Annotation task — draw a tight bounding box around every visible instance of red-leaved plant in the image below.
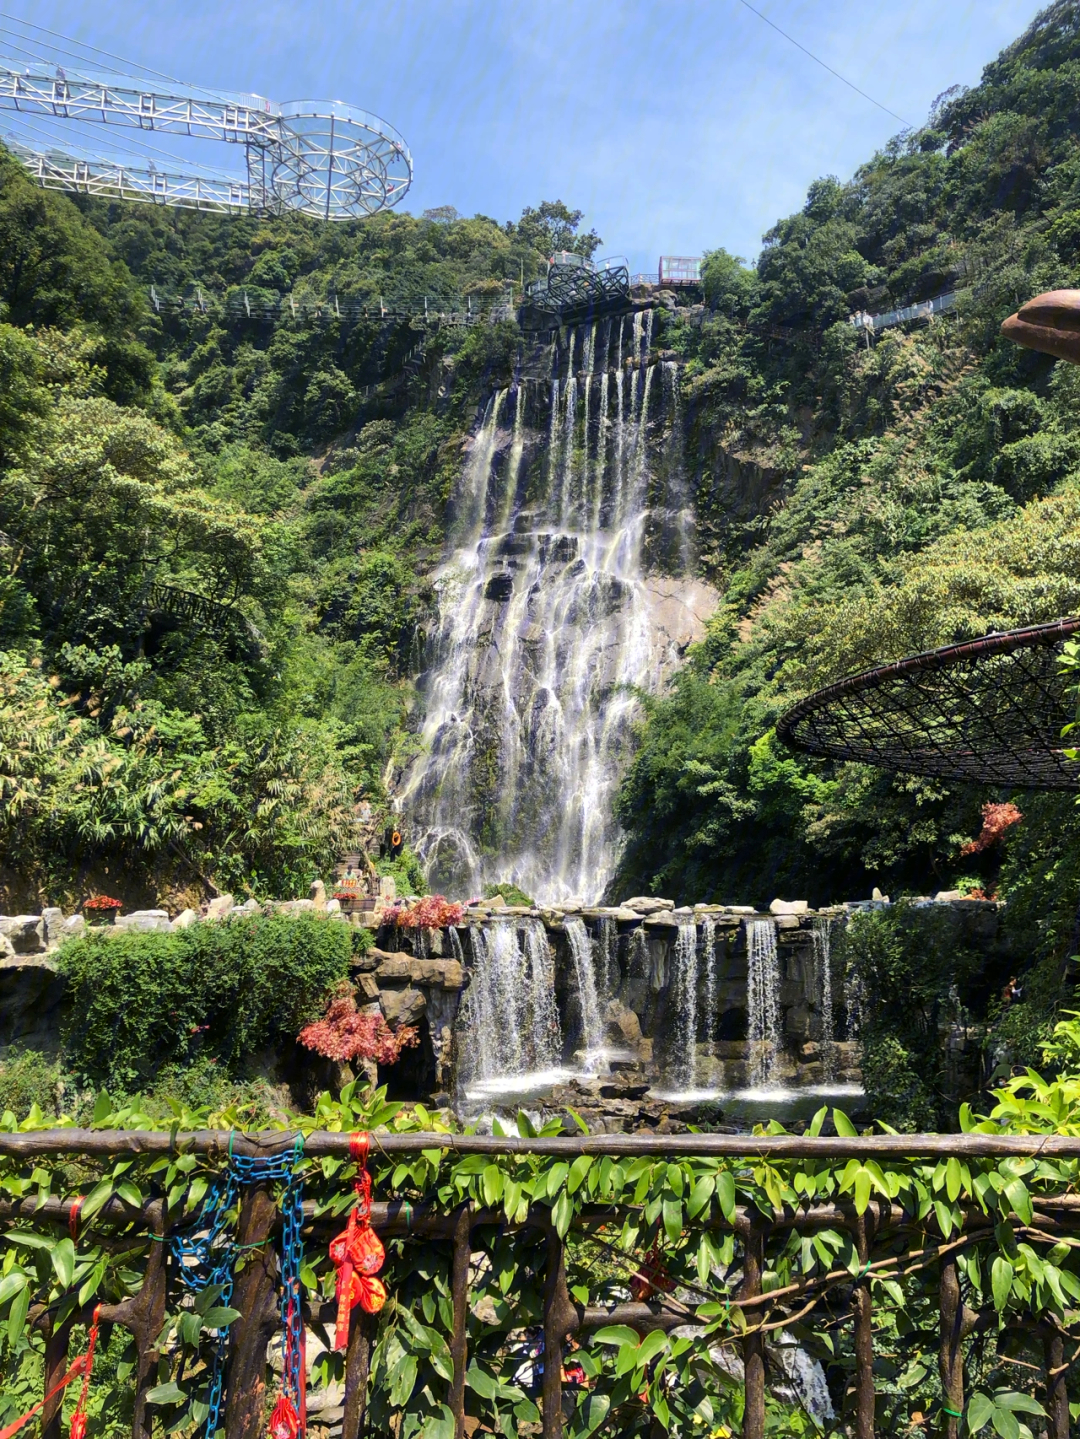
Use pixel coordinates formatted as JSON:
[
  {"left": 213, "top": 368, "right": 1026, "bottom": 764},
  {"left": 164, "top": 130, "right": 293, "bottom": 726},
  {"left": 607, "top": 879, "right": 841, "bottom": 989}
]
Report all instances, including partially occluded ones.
[
  {"left": 298, "top": 984, "right": 418, "bottom": 1065},
  {"left": 960, "top": 802, "right": 1023, "bottom": 856},
  {"left": 82, "top": 895, "right": 123, "bottom": 911},
  {"left": 391, "top": 895, "right": 465, "bottom": 929}
]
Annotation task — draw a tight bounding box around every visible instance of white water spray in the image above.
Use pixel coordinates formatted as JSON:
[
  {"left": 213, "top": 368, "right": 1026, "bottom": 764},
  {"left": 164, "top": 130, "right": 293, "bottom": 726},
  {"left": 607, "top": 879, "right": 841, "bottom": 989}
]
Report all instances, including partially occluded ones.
[
  {"left": 564, "top": 916, "right": 603, "bottom": 1068},
  {"left": 747, "top": 918, "right": 782, "bottom": 1087},
  {"left": 459, "top": 919, "right": 561, "bottom": 1089},
  {"left": 400, "top": 316, "right": 713, "bottom": 903}
]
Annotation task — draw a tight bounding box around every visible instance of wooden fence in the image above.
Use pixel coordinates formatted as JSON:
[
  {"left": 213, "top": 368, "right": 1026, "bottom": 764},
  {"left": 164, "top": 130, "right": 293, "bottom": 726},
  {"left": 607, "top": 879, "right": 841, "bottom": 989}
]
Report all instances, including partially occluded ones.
[{"left": 1, "top": 1129, "right": 1077, "bottom": 1439}]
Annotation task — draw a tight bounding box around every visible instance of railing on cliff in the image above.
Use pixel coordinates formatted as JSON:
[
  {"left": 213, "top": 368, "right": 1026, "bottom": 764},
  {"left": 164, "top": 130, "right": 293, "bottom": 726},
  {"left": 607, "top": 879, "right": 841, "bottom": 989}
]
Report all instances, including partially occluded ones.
[{"left": 0, "top": 1125, "right": 1076, "bottom": 1439}]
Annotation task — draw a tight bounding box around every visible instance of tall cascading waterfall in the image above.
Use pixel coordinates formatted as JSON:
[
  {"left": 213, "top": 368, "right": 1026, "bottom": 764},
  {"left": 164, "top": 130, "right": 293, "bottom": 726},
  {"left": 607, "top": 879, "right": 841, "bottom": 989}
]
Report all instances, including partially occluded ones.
[
  {"left": 563, "top": 916, "right": 604, "bottom": 1068},
  {"left": 667, "top": 920, "right": 700, "bottom": 1090},
  {"left": 747, "top": 918, "right": 782, "bottom": 1087},
  {"left": 811, "top": 916, "right": 837, "bottom": 1080},
  {"left": 458, "top": 918, "right": 562, "bottom": 1092},
  {"left": 399, "top": 311, "right": 714, "bottom": 903}
]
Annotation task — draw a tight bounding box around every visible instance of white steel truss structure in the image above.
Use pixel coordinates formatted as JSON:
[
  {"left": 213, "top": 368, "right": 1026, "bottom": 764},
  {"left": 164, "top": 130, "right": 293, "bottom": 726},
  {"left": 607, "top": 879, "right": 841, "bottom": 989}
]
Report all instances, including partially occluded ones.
[{"left": 0, "top": 60, "right": 412, "bottom": 220}]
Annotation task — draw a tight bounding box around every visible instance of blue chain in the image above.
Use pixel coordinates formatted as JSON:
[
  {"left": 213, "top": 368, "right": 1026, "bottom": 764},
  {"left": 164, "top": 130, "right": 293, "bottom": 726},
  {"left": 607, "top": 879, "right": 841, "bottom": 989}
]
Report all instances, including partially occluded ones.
[{"left": 169, "top": 1134, "right": 305, "bottom": 1439}]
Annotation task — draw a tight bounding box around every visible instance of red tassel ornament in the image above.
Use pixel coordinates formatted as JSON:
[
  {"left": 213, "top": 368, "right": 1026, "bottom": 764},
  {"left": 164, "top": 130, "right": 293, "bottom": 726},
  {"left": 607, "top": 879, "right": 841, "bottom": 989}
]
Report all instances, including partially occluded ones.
[
  {"left": 268, "top": 1393, "right": 300, "bottom": 1439},
  {"left": 330, "top": 1132, "right": 387, "bottom": 1348}
]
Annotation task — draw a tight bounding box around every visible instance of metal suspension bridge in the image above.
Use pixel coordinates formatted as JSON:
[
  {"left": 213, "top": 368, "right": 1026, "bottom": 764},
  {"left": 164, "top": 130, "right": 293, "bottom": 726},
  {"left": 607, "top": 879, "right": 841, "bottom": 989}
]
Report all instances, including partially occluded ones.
[{"left": 0, "top": 14, "right": 411, "bottom": 220}]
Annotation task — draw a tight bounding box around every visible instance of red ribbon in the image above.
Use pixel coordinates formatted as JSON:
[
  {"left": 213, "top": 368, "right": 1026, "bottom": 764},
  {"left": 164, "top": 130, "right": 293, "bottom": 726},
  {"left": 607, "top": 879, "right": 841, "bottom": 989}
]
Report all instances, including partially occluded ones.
[
  {"left": 0, "top": 1355, "right": 88, "bottom": 1439},
  {"left": 0, "top": 1304, "right": 101, "bottom": 1439},
  {"left": 69, "top": 1195, "right": 84, "bottom": 1242},
  {"left": 330, "top": 1132, "right": 386, "bottom": 1349},
  {"left": 68, "top": 1304, "right": 101, "bottom": 1439}
]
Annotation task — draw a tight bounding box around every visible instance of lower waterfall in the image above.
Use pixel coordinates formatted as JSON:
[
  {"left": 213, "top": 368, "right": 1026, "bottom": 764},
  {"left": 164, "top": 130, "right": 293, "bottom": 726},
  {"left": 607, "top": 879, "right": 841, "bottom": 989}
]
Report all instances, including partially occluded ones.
[
  {"left": 812, "top": 916, "right": 837, "bottom": 1079},
  {"left": 667, "top": 920, "right": 700, "bottom": 1090},
  {"left": 459, "top": 918, "right": 562, "bottom": 1094},
  {"left": 564, "top": 916, "right": 604, "bottom": 1069},
  {"left": 747, "top": 918, "right": 782, "bottom": 1087}
]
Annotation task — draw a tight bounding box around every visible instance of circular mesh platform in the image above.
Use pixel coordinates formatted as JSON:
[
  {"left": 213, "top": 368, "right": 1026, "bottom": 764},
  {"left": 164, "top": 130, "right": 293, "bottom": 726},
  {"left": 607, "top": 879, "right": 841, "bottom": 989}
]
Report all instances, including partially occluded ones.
[{"left": 775, "top": 618, "right": 1080, "bottom": 789}]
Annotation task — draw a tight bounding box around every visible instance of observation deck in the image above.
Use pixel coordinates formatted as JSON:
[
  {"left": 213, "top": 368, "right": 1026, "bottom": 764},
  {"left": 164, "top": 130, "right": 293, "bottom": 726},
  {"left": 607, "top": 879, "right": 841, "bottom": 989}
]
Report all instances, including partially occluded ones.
[{"left": 523, "top": 251, "right": 631, "bottom": 323}]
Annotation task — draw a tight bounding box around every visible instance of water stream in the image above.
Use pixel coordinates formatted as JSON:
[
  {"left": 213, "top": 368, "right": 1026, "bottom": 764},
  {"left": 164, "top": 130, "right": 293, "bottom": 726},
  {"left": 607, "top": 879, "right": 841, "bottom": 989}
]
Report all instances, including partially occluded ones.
[
  {"left": 812, "top": 916, "right": 837, "bottom": 1080},
  {"left": 400, "top": 314, "right": 712, "bottom": 903},
  {"left": 747, "top": 918, "right": 782, "bottom": 1087},
  {"left": 564, "top": 916, "right": 604, "bottom": 1070},
  {"left": 459, "top": 918, "right": 562, "bottom": 1095},
  {"left": 667, "top": 920, "right": 700, "bottom": 1090}
]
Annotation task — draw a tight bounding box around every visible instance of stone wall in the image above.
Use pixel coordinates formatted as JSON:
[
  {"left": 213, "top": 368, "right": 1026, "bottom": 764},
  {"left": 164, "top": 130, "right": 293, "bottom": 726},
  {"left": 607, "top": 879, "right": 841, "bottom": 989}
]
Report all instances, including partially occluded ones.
[{"left": 0, "top": 888, "right": 1017, "bottom": 1105}]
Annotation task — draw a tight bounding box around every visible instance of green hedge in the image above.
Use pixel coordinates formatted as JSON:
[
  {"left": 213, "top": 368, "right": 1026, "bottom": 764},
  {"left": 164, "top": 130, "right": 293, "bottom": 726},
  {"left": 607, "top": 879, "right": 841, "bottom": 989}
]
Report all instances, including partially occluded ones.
[{"left": 58, "top": 914, "right": 352, "bottom": 1088}]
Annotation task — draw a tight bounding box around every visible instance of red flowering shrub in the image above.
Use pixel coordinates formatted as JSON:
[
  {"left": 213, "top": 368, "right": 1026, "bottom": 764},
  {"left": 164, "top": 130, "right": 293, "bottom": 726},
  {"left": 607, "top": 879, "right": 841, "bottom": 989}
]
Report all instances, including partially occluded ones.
[
  {"left": 393, "top": 895, "right": 465, "bottom": 928},
  {"left": 960, "top": 802, "right": 1023, "bottom": 855},
  {"left": 298, "top": 985, "right": 418, "bottom": 1065},
  {"left": 83, "top": 895, "right": 123, "bottom": 911}
]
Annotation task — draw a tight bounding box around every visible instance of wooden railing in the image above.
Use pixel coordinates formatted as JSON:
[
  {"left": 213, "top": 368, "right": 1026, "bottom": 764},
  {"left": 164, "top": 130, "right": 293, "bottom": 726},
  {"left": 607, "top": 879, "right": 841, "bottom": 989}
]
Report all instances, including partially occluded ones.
[{"left": 1, "top": 1129, "right": 1077, "bottom": 1439}]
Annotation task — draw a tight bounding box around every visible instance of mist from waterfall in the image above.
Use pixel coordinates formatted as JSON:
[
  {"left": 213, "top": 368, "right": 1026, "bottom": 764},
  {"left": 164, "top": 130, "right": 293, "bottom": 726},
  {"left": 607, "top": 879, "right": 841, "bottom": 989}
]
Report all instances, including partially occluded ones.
[
  {"left": 747, "top": 918, "right": 782, "bottom": 1087},
  {"left": 400, "top": 311, "right": 711, "bottom": 904}
]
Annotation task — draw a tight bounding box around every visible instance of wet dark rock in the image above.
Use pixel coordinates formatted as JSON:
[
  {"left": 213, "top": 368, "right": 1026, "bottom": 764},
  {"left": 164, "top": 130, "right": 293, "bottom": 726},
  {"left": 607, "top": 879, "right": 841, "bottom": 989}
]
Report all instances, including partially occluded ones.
[{"left": 483, "top": 572, "right": 514, "bottom": 601}]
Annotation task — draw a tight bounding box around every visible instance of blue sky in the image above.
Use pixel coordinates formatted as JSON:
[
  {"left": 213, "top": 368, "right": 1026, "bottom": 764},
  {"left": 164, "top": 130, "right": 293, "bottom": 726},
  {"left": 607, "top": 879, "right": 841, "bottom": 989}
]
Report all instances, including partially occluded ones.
[{"left": 5, "top": 1, "right": 1047, "bottom": 272}]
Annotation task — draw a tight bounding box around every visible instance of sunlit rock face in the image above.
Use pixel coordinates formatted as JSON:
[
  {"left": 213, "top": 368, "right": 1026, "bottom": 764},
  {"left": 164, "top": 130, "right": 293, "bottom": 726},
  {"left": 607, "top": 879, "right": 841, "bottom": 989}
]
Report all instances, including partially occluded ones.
[{"left": 400, "top": 310, "right": 716, "bottom": 905}]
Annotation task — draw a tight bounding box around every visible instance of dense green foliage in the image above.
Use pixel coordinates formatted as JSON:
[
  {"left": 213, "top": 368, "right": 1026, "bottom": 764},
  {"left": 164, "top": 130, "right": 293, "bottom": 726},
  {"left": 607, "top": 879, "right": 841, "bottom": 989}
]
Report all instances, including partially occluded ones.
[
  {"left": 614, "top": 1, "right": 1080, "bottom": 986},
  {"left": 57, "top": 914, "right": 351, "bottom": 1088},
  {"left": 5, "top": 1031, "right": 1080, "bottom": 1436},
  {"left": 836, "top": 905, "right": 1015, "bottom": 1131},
  {"left": 0, "top": 140, "right": 594, "bottom": 902}
]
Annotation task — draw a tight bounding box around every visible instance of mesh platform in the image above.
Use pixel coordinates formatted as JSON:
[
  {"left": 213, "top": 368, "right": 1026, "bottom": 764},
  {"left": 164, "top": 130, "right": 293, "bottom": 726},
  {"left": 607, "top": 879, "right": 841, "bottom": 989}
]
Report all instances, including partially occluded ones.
[{"left": 775, "top": 618, "right": 1080, "bottom": 789}]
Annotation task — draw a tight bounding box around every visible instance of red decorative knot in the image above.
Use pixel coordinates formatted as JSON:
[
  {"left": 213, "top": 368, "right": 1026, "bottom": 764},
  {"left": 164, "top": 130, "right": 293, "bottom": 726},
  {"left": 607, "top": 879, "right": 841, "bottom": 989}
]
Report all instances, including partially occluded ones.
[
  {"left": 268, "top": 1393, "right": 300, "bottom": 1439},
  {"left": 330, "top": 1131, "right": 387, "bottom": 1348}
]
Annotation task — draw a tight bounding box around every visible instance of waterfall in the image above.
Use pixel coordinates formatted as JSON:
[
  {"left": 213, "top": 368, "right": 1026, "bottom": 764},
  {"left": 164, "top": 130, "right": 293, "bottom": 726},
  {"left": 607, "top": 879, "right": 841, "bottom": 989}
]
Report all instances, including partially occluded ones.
[
  {"left": 400, "top": 314, "right": 713, "bottom": 904},
  {"left": 667, "top": 920, "right": 700, "bottom": 1090},
  {"left": 595, "top": 915, "right": 618, "bottom": 1000},
  {"left": 747, "top": 919, "right": 782, "bottom": 1087},
  {"left": 700, "top": 916, "right": 718, "bottom": 1060},
  {"left": 812, "top": 917, "right": 837, "bottom": 1080},
  {"left": 844, "top": 958, "right": 865, "bottom": 1045},
  {"left": 459, "top": 918, "right": 561, "bottom": 1090},
  {"left": 564, "top": 917, "right": 603, "bottom": 1068}
]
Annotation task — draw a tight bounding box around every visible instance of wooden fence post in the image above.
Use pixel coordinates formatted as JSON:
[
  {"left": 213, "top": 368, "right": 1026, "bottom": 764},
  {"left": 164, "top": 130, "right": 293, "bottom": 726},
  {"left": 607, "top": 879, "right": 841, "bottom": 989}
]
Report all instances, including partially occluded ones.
[
  {"left": 449, "top": 1205, "right": 473, "bottom": 1439},
  {"left": 342, "top": 1309, "right": 379, "bottom": 1439},
  {"left": 1042, "top": 1327, "right": 1069, "bottom": 1439},
  {"left": 740, "top": 1219, "right": 766, "bottom": 1439},
  {"left": 98, "top": 1200, "right": 168, "bottom": 1439},
  {"left": 40, "top": 1314, "right": 73, "bottom": 1439},
  {"left": 541, "top": 1224, "right": 579, "bottom": 1439},
  {"left": 853, "top": 1211, "right": 876, "bottom": 1439},
  {"left": 223, "top": 1185, "right": 281, "bottom": 1439},
  {"left": 938, "top": 1253, "right": 964, "bottom": 1439}
]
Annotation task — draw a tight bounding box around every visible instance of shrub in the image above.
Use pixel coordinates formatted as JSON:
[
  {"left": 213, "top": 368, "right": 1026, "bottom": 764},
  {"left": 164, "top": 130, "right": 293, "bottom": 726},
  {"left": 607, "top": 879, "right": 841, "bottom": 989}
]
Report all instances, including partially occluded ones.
[
  {"left": 0, "top": 1048, "right": 65, "bottom": 1121},
  {"left": 58, "top": 914, "right": 351, "bottom": 1088},
  {"left": 297, "top": 984, "right": 418, "bottom": 1065}
]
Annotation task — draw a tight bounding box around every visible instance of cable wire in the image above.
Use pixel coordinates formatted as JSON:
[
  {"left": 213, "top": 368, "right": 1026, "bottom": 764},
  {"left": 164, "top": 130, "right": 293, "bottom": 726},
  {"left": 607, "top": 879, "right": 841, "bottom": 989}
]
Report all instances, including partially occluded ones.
[
  {"left": 4, "top": 112, "right": 246, "bottom": 179},
  {"left": 0, "top": 11, "right": 247, "bottom": 101},
  {"left": 735, "top": 0, "right": 912, "bottom": 127}
]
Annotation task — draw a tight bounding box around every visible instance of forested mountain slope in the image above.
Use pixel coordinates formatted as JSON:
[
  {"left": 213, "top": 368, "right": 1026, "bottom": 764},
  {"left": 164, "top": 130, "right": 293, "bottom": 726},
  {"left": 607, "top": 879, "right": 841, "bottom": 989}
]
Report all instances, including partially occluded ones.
[
  {"left": 5, "top": 0, "right": 1080, "bottom": 997},
  {"left": 0, "top": 151, "right": 589, "bottom": 904},
  {"left": 614, "top": 0, "right": 1080, "bottom": 961}
]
